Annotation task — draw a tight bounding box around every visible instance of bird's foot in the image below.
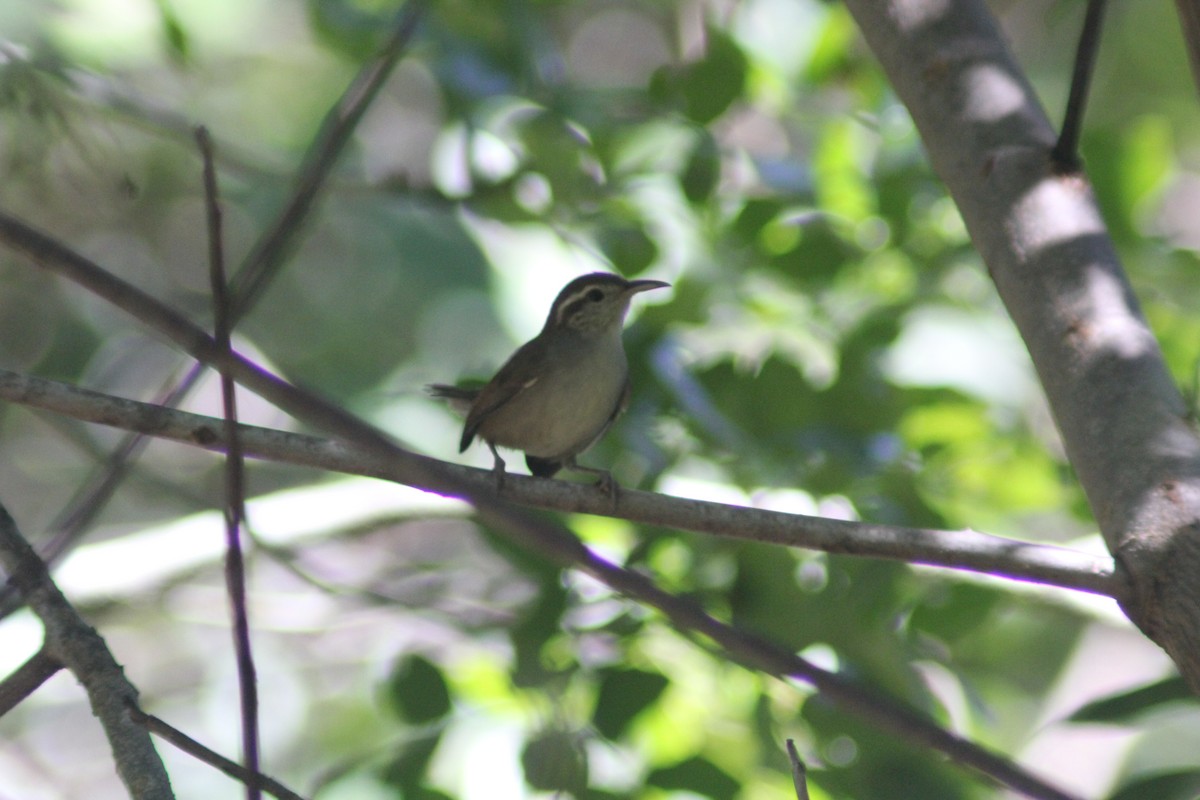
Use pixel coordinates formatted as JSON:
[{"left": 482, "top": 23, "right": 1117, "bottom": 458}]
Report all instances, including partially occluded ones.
[
  {"left": 564, "top": 459, "right": 619, "bottom": 508},
  {"left": 594, "top": 472, "right": 619, "bottom": 508},
  {"left": 488, "top": 444, "right": 508, "bottom": 493}
]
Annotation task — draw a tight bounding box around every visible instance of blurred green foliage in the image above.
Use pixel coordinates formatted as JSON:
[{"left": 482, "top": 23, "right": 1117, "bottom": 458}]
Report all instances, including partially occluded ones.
[{"left": 2, "top": 0, "right": 1200, "bottom": 798}]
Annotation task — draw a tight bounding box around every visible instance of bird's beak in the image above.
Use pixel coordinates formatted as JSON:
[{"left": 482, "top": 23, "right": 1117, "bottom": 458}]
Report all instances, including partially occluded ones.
[{"left": 625, "top": 279, "right": 670, "bottom": 295}]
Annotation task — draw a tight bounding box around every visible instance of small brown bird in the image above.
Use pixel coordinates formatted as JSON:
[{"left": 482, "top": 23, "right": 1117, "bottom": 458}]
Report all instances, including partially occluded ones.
[{"left": 429, "top": 272, "right": 668, "bottom": 492}]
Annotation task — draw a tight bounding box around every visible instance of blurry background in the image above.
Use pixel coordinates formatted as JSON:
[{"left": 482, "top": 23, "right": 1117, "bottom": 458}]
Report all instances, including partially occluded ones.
[{"left": 1, "top": 0, "right": 1199, "bottom": 798}]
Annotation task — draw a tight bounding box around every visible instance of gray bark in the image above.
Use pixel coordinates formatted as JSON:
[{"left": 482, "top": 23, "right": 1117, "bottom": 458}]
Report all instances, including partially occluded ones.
[{"left": 843, "top": 0, "right": 1200, "bottom": 687}]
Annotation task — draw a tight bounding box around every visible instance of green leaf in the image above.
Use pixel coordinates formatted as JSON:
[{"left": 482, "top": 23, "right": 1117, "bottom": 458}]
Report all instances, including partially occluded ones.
[
  {"left": 1109, "top": 770, "right": 1200, "bottom": 800},
  {"left": 379, "top": 731, "right": 442, "bottom": 792},
  {"left": 650, "top": 28, "right": 747, "bottom": 125},
  {"left": 511, "top": 578, "right": 570, "bottom": 687},
  {"left": 681, "top": 30, "right": 746, "bottom": 124},
  {"left": 153, "top": 0, "right": 190, "bottom": 64},
  {"left": 591, "top": 667, "right": 670, "bottom": 739},
  {"left": 647, "top": 756, "right": 738, "bottom": 800},
  {"left": 681, "top": 130, "right": 721, "bottom": 204},
  {"left": 387, "top": 655, "right": 452, "bottom": 724},
  {"left": 521, "top": 729, "right": 589, "bottom": 793},
  {"left": 598, "top": 224, "right": 658, "bottom": 274},
  {"left": 307, "top": 0, "right": 395, "bottom": 57},
  {"left": 1067, "top": 676, "right": 1194, "bottom": 723}
]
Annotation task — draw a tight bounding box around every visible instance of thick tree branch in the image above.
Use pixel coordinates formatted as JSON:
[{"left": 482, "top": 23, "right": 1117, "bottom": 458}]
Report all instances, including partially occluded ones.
[
  {"left": 0, "top": 368, "right": 1119, "bottom": 596},
  {"left": 0, "top": 505, "right": 174, "bottom": 799},
  {"left": 843, "top": 0, "right": 1200, "bottom": 686}
]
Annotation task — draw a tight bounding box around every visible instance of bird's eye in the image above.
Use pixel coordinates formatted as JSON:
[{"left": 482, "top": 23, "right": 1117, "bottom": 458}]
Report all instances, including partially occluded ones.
[{"left": 587, "top": 288, "right": 604, "bottom": 302}]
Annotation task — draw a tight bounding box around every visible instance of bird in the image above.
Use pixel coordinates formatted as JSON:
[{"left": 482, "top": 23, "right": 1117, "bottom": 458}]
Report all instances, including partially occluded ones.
[{"left": 428, "top": 272, "right": 669, "bottom": 493}]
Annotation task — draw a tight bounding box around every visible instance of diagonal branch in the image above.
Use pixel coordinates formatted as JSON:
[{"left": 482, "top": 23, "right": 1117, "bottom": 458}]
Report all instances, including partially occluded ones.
[
  {"left": 842, "top": 0, "right": 1200, "bottom": 687},
  {"left": 128, "top": 706, "right": 307, "bottom": 800},
  {"left": 0, "top": 213, "right": 1081, "bottom": 799},
  {"left": 0, "top": 505, "right": 174, "bottom": 799},
  {"left": 0, "top": 647, "right": 62, "bottom": 717},
  {"left": 0, "top": 367, "right": 1119, "bottom": 596},
  {"left": 227, "top": 0, "right": 429, "bottom": 317}
]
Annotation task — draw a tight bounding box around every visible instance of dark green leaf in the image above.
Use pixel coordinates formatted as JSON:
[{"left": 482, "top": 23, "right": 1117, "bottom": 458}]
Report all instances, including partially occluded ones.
[
  {"left": 681, "top": 131, "right": 721, "bottom": 204},
  {"left": 598, "top": 224, "right": 657, "bottom": 274},
  {"left": 591, "top": 667, "right": 670, "bottom": 739},
  {"left": 154, "top": 0, "right": 190, "bottom": 64},
  {"left": 1067, "top": 676, "right": 1194, "bottom": 723},
  {"left": 521, "top": 729, "right": 589, "bottom": 793},
  {"left": 511, "top": 578, "right": 570, "bottom": 687},
  {"left": 647, "top": 756, "right": 738, "bottom": 800},
  {"left": 387, "top": 655, "right": 452, "bottom": 724},
  {"left": 679, "top": 30, "right": 747, "bottom": 124},
  {"left": 1109, "top": 770, "right": 1200, "bottom": 800},
  {"left": 379, "top": 731, "right": 442, "bottom": 792}
]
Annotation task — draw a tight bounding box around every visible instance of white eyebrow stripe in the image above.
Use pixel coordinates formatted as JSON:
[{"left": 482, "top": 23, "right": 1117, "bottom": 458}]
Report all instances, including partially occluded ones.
[{"left": 555, "top": 288, "right": 600, "bottom": 323}]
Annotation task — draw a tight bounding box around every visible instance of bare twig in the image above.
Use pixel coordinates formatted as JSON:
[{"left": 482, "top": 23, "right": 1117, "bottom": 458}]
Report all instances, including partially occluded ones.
[
  {"left": 198, "top": 125, "right": 260, "bottom": 800},
  {"left": 228, "top": 0, "right": 429, "bottom": 316},
  {"left": 0, "top": 647, "right": 62, "bottom": 717},
  {"left": 0, "top": 367, "right": 1119, "bottom": 597},
  {"left": 0, "top": 504, "right": 174, "bottom": 799},
  {"left": 786, "top": 740, "right": 809, "bottom": 800},
  {"left": 0, "top": 215, "right": 1086, "bottom": 800},
  {"left": 1051, "top": 0, "right": 1108, "bottom": 171},
  {"left": 128, "top": 705, "right": 307, "bottom": 800}
]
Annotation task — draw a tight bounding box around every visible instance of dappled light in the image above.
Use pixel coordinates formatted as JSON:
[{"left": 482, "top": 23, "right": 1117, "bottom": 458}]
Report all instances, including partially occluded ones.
[{"left": 2, "top": 1, "right": 1200, "bottom": 799}]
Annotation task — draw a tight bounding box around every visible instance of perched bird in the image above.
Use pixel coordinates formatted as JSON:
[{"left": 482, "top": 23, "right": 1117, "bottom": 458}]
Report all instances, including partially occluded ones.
[{"left": 429, "top": 272, "right": 668, "bottom": 492}]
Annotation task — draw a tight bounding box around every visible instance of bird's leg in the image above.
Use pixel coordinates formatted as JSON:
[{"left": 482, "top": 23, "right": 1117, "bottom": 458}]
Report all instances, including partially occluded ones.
[
  {"left": 562, "top": 457, "right": 619, "bottom": 506},
  {"left": 487, "top": 442, "right": 508, "bottom": 491}
]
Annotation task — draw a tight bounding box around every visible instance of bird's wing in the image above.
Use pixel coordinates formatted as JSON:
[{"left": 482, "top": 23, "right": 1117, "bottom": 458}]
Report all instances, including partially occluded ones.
[{"left": 459, "top": 339, "right": 549, "bottom": 451}]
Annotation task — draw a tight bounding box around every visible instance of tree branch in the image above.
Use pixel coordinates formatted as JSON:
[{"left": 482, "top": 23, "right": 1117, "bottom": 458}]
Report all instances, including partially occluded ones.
[
  {"left": 1051, "top": 0, "right": 1107, "bottom": 171},
  {"left": 842, "top": 0, "right": 1200, "bottom": 686},
  {"left": 127, "top": 706, "right": 307, "bottom": 800},
  {"left": 0, "top": 212, "right": 1085, "bottom": 797},
  {"left": 0, "top": 647, "right": 62, "bottom": 717},
  {"left": 198, "top": 125, "right": 261, "bottom": 800},
  {"left": 0, "top": 368, "right": 1119, "bottom": 596},
  {"left": 0, "top": 505, "right": 174, "bottom": 799}
]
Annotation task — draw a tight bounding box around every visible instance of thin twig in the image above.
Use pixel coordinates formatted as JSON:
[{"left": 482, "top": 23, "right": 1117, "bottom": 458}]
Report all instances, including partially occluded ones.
[
  {"left": 0, "top": 505, "right": 174, "bottom": 799},
  {"left": 198, "top": 125, "right": 261, "bottom": 800},
  {"left": 0, "top": 215, "right": 1087, "bottom": 800},
  {"left": 0, "top": 647, "right": 63, "bottom": 717},
  {"left": 786, "top": 740, "right": 809, "bottom": 800},
  {"left": 228, "top": 0, "right": 429, "bottom": 317},
  {"left": 0, "top": 367, "right": 1120, "bottom": 598},
  {"left": 127, "top": 705, "right": 307, "bottom": 800},
  {"left": 1051, "top": 0, "right": 1107, "bottom": 171}
]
